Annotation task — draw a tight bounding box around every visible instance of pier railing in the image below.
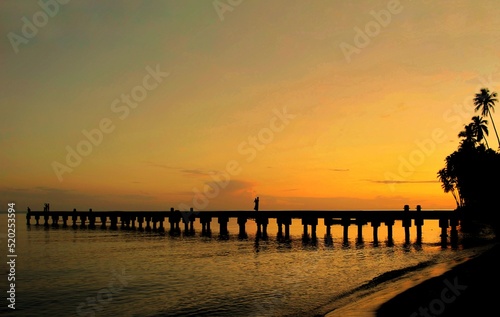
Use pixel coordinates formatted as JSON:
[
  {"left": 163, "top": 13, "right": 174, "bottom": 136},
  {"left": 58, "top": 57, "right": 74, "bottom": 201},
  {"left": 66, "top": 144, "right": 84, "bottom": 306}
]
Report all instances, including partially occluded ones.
[{"left": 26, "top": 205, "right": 460, "bottom": 245}]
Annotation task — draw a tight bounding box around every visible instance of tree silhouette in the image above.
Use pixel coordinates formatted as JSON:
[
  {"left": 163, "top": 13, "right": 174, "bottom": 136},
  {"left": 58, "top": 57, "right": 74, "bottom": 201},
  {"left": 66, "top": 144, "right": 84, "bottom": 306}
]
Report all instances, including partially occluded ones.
[
  {"left": 438, "top": 112, "right": 500, "bottom": 234},
  {"left": 470, "top": 116, "right": 489, "bottom": 149},
  {"left": 458, "top": 123, "right": 476, "bottom": 147},
  {"left": 437, "top": 167, "right": 461, "bottom": 208},
  {"left": 473, "top": 88, "right": 499, "bottom": 148}
]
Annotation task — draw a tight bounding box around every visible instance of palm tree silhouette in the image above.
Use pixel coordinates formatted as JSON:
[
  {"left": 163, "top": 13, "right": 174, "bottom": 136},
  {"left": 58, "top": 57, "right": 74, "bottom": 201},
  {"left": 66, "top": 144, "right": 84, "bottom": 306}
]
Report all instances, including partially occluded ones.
[
  {"left": 458, "top": 123, "right": 476, "bottom": 147},
  {"left": 470, "top": 116, "right": 489, "bottom": 148},
  {"left": 473, "top": 88, "right": 499, "bottom": 148},
  {"left": 437, "top": 167, "right": 460, "bottom": 208}
]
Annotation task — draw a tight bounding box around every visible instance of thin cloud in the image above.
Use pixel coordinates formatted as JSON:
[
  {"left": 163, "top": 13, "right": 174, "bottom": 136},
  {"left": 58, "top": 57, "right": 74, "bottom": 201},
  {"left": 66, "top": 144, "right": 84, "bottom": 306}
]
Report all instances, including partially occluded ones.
[
  {"left": 35, "top": 186, "right": 73, "bottom": 194},
  {"left": 145, "top": 161, "right": 213, "bottom": 178},
  {"left": 181, "top": 169, "right": 211, "bottom": 177},
  {"left": 367, "top": 179, "right": 439, "bottom": 184}
]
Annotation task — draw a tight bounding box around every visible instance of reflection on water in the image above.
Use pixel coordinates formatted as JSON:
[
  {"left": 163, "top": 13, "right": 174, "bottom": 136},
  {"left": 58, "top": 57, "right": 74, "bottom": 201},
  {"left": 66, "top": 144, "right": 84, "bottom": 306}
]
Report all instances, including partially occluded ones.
[{"left": 5, "top": 215, "right": 494, "bottom": 317}]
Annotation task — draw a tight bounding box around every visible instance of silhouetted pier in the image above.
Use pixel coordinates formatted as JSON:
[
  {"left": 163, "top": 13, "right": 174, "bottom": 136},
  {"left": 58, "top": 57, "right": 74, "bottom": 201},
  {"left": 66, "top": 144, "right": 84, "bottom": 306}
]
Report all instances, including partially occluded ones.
[{"left": 26, "top": 205, "right": 461, "bottom": 246}]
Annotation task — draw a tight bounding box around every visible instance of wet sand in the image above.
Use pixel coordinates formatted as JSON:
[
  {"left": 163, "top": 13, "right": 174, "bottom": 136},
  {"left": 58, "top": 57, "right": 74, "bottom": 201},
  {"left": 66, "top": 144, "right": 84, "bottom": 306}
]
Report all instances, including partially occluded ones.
[{"left": 324, "top": 242, "right": 499, "bottom": 317}]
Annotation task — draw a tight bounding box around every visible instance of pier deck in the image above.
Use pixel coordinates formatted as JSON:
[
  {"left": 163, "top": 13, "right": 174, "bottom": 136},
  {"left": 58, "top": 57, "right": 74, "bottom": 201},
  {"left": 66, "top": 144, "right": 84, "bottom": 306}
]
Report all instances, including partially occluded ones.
[{"left": 26, "top": 206, "right": 461, "bottom": 246}]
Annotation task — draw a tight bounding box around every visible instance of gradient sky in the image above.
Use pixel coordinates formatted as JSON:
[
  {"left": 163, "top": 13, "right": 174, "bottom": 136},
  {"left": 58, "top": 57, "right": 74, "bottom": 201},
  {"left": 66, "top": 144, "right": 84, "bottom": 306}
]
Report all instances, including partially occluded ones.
[{"left": 2, "top": 0, "right": 500, "bottom": 212}]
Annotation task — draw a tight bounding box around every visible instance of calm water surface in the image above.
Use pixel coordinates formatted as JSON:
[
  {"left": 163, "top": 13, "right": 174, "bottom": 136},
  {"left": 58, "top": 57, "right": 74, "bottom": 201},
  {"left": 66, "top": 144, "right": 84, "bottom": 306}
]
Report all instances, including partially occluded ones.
[{"left": 0, "top": 213, "right": 494, "bottom": 317}]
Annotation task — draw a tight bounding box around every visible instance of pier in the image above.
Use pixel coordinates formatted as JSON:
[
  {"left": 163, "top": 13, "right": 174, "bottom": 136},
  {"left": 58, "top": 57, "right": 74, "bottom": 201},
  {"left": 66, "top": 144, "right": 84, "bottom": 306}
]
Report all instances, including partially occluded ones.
[{"left": 26, "top": 205, "right": 461, "bottom": 246}]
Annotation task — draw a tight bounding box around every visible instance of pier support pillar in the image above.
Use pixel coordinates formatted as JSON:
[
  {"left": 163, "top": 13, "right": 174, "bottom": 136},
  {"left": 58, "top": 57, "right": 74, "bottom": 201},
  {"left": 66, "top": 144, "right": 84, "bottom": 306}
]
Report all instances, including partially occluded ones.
[
  {"left": 158, "top": 216, "right": 165, "bottom": 233},
  {"left": 200, "top": 216, "right": 212, "bottom": 236},
  {"left": 324, "top": 218, "right": 333, "bottom": 245},
  {"left": 324, "top": 218, "right": 333, "bottom": 237},
  {"left": 71, "top": 212, "right": 77, "bottom": 229},
  {"left": 62, "top": 215, "right": 68, "bottom": 228},
  {"left": 145, "top": 216, "right": 152, "bottom": 232},
  {"left": 218, "top": 216, "right": 229, "bottom": 238},
  {"left": 311, "top": 218, "right": 318, "bottom": 241},
  {"left": 385, "top": 219, "right": 394, "bottom": 245},
  {"left": 371, "top": 221, "right": 380, "bottom": 244},
  {"left": 100, "top": 216, "right": 107, "bottom": 230},
  {"left": 88, "top": 212, "right": 96, "bottom": 230},
  {"left": 188, "top": 209, "right": 195, "bottom": 234},
  {"left": 51, "top": 215, "right": 59, "bottom": 228},
  {"left": 356, "top": 219, "right": 366, "bottom": 243},
  {"left": 152, "top": 217, "right": 158, "bottom": 232},
  {"left": 276, "top": 219, "right": 283, "bottom": 239},
  {"left": 238, "top": 216, "right": 247, "bottom": 239},
  {"left": 283, "top": 217, "right": 291, "bottom": 241},
  {"left": 169, "top": 208, "right": 181, "bottom": 235},
  {"left": 169, "top": 217, "right": 175, "bottom": 233},
  {"left": 137, "top": 216, "right": 143, "bottom": 231},
  {"left": 182, "top": 214, "right": 190, "bottom": 235},
  {"left": 301, "top": 217, "right": 317, "bottom": 241},
  {"left": 256, "top": 216, "right": 268, "bottom": 239},
  {"left": 403, "top": 205, "right": 412, "bottom": 244},
  {"left": 357, "top": 223, "right": 363, "bottom": 242},
  {"left": 189, "top": 219, "right": 194, "bottom": 234},
  {"left": 415, "top": 205, "right": 423, "bottom": 244},
  {"left": 302, "top": 218, "right": 309, "bottom": 241},
  {"left": 44, "top": 214, "right": 49, "bottom": 228},
  {"left": 342, "top": 218, "right": 350, "bottom": 244},
  {"left": 311, "top": 223, "right": 317, "bottom": 241},
  {"left": 80, "top": 215, "right": 87, "bottom": 229}
]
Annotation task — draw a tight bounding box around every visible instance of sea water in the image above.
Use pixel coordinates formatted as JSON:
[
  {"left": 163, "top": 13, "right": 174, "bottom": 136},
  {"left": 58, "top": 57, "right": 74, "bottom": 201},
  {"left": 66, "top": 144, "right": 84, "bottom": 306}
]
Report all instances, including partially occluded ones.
[{"left": 0, "top": 213, "right": 494, "bottom": 317}]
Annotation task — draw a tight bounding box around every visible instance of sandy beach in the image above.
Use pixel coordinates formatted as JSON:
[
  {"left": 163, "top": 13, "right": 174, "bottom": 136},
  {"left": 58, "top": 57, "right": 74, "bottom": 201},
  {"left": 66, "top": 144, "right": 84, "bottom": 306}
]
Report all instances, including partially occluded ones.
[{"left": 324, "top": 240, "right": 499, "bottom": 317}]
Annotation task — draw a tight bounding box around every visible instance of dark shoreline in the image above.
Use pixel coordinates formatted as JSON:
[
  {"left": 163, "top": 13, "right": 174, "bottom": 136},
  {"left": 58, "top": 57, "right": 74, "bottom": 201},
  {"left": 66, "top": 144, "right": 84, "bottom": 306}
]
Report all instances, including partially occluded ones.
[
  {"left": 322, "top": 235, "right": 498, "bottom": 317},
  {"left": 375, "top": 241, "right": 500, "bottom": 316}
]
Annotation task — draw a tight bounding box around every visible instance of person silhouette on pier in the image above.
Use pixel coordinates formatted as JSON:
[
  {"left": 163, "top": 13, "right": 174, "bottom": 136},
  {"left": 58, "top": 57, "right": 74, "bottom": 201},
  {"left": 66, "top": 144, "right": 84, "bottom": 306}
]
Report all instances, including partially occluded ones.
[{"left": 253, "top": 197, "right": 259, "bottom": 212}]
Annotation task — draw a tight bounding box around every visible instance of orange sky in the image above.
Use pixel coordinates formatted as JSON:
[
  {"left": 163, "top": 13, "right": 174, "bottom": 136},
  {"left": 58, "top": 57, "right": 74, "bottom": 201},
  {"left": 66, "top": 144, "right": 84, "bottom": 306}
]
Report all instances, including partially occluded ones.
[{"left": 2, "top": 0, "right": 500, "bottom": 212}]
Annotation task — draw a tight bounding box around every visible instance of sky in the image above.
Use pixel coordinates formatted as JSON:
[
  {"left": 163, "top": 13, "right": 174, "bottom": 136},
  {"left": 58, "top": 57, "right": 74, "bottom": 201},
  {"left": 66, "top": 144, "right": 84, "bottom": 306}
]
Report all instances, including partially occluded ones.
[{"left": 2, "top": 0, "right": 500, "bottom": 212}]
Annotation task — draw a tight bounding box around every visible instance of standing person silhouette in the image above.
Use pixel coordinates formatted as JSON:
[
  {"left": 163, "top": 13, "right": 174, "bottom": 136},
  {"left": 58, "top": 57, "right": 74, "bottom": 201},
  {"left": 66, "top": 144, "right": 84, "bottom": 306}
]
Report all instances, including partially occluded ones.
[{"left": 253, "top": 197, "right": 259, "bottom": 212}]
